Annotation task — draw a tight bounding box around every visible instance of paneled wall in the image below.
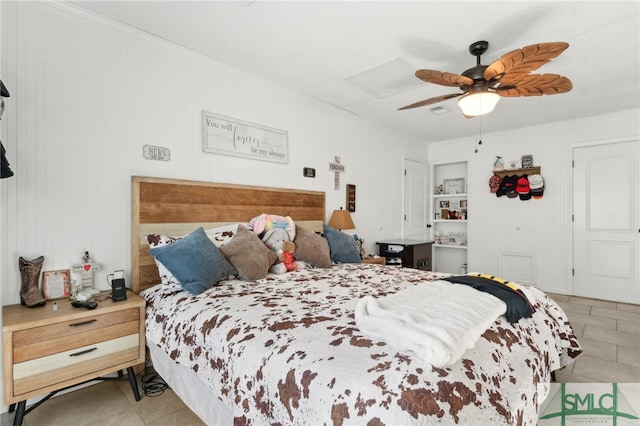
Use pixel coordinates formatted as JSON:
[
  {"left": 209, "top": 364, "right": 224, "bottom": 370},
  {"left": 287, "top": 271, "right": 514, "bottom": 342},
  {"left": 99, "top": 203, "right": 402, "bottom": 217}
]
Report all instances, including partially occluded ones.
[
  {"left": 428, "top": 110, "right": 639, "bottom": 294},
  {"left": 0, "top": 1, "right": 426, "bottom": 306}
]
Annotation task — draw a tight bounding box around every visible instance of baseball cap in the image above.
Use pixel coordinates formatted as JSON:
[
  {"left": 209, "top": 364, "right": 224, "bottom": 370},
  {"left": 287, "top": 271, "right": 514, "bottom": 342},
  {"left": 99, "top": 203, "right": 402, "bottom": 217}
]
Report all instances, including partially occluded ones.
[
  {"left": 489, "top": 175, "right": 501, "bottom": 193},
  {"left": 516, "top": 175, "right": 531, "bottom": 200},
  {"left": 504, "top": 175, "right": 518, "bottom": 198},
  {"left": 529, "top": 174, "right": 544, "bottom": 199}
]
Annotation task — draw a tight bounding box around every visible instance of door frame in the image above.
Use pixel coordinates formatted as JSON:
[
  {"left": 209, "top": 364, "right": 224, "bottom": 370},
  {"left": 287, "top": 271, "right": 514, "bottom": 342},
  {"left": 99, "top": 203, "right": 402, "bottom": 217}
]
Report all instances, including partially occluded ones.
[{"left": 568, "top": 136, "right": 639, "bottom": 297}]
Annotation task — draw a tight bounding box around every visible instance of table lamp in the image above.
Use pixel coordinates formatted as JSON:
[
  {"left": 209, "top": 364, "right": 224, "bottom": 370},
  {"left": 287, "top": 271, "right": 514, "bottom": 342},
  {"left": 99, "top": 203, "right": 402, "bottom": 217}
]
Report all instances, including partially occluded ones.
[{"left": 328, "top": 207, "right": 355, "bottom": 231}]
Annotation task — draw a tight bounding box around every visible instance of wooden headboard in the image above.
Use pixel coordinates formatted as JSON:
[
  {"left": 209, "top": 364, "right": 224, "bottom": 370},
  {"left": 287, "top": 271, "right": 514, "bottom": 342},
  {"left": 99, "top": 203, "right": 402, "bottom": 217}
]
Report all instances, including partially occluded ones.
[{"left": 131, "top": 176, "right": 326, "bottom": 294}]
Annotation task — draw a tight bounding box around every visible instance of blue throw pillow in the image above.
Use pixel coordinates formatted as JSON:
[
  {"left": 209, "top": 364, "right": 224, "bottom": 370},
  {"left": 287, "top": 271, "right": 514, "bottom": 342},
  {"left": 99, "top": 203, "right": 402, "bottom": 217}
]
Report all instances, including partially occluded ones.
[
  {"left": 322, "top": 225, "right": 361, "bottom": 264},
  {"left": 149, "top": 227, "right": 236, "bottom": 295}
]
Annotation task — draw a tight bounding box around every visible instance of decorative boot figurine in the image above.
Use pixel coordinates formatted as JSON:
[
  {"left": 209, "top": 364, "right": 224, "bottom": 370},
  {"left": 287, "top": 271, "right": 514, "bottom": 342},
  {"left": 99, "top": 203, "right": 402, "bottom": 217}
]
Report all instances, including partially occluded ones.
[{"left": 19, "top": 256, "right": 46, "bottom": 308}]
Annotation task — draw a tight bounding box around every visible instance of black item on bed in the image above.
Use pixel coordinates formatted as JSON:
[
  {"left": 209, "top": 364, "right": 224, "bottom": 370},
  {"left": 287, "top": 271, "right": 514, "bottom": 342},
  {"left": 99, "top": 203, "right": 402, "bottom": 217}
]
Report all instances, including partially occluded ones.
[{"left": 442, "top": 274, "right": 535, "bottom": 322}]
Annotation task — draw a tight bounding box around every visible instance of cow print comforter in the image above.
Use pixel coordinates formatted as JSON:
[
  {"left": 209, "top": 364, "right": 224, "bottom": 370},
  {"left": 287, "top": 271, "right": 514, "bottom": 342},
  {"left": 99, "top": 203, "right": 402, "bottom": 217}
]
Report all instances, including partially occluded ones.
[{"left": 141, "top": 264, "right": 582, "bottom": 425}]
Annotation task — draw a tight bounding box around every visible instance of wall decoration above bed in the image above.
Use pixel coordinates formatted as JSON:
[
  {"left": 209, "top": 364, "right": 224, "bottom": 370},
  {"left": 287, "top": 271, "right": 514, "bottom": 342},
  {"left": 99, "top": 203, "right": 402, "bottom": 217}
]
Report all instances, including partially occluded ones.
[
  {"left": 202, "top": 110, "right": 288, "bottom": 163},
  {"left": 346, "top": 184, "right": 356, "bottom": 212}
]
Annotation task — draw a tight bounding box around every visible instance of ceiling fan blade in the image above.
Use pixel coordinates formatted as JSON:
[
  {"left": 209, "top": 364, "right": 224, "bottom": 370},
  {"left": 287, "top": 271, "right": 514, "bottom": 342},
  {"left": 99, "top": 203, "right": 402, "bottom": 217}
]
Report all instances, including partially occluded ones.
[
  {"left": 416, "top": 70, "right": 474, "bottom": 87},
  {"left": 495, "top": 74, "right": 572, "bottom": 97},
  {"left": 398, "top": 93, "right": 464, "bottom": 110},
  {"left": 484, "top": 42, "right": 569, "bottom": 83}
]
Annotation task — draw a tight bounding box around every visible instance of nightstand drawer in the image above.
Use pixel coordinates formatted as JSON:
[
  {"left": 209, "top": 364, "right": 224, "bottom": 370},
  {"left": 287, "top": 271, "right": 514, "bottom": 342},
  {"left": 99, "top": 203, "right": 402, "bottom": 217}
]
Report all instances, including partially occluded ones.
[
  {"left": 13, "top": 308, "right": 140, "bottom": 363},
  {"left": 13, "top": 334, "right": 140, "bottom": 396}
]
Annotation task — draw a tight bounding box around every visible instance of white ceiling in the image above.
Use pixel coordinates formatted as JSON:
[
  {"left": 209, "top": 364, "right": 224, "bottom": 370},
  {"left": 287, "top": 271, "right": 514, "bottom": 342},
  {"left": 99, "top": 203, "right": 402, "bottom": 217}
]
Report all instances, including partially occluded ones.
[{"left": 68, "top": 1, "right": 640, "bottom": 142}]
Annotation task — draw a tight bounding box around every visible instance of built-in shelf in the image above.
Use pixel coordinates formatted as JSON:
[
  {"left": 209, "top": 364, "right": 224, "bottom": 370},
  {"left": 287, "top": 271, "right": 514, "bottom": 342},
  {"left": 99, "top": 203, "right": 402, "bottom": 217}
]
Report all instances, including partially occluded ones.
[
  {"left": 492, "top": 166, "right": 541, "bottom": 179},
  {"left": 433, "top": 193, "right": 468, "bottom": 198},
  {"left": 431, "top": 160, "right": 468, "bottom": 274}
]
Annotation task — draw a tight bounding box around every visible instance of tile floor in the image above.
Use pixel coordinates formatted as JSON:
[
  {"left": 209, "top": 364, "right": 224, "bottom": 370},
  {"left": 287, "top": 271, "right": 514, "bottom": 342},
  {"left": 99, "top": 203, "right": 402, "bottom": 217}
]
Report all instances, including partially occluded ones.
[
  {"left": 0, "top": 372, "right": 206, "bottom": 426},
  {"left": 2, "top": 294, "right": 638, "bottom": 425},
  {"left": 547, "top": 293, "right": 640, "bottom": 383}
]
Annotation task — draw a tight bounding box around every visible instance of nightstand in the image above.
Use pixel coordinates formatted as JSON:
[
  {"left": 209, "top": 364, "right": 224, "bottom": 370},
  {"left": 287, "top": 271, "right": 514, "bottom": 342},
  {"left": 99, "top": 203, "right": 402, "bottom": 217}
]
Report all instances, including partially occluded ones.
[
  {"left": 376, "top": 239, "right": 433, "bottom": 270},
  {"left": 361, "top": 256, "right": 386, "bottom": 265},
  {"left": 3, "top": 291, "right": 145, "bottom": 426}
]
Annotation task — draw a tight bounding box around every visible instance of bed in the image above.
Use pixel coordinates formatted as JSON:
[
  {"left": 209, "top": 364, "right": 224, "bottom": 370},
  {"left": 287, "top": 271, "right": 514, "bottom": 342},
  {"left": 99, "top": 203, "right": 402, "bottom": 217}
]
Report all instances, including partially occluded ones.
[{"left": 131, "top": 176, "right": 582, "bottom": 425}]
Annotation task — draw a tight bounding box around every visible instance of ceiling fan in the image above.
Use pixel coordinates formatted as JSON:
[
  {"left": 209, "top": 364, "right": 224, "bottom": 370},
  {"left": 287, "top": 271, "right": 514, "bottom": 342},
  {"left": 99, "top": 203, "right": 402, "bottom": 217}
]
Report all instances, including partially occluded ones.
[{"left": 399, "top": 41, "right": 572, "bottom": 117}]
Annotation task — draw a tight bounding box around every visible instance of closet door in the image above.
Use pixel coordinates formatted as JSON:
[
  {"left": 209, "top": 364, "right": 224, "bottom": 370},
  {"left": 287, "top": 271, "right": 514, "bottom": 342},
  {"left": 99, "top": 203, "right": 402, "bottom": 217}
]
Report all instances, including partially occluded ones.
[
  {"left": 573, "top": 141, "right": 639, "bottom": 303},
  {"left": 403, "top": 158, "right": 429, "bottom": 240}
]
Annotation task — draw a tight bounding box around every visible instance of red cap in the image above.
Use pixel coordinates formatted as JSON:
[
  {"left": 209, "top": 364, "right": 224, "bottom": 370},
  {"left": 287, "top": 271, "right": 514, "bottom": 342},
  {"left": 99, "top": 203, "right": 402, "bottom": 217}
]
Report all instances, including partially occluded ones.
[{"left": 516, "top": 176, "right": 531, "bottom": 200}]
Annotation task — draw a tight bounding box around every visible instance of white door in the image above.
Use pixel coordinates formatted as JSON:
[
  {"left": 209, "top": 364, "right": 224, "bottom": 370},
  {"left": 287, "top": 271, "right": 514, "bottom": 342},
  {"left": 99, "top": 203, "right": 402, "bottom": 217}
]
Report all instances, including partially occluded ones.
[
  {"left": 403, "top": 158, "right": 429, "bottom": 239},
  {"left": 573, "top": 141, "right": 640, "bottom": 303}
]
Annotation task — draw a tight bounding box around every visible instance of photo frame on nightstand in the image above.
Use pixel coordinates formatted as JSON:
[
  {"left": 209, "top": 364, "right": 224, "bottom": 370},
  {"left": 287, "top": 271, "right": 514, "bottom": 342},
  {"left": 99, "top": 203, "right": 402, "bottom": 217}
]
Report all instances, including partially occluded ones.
[{"left": 42, "top": 269, "right": 71, "bottom": 300}]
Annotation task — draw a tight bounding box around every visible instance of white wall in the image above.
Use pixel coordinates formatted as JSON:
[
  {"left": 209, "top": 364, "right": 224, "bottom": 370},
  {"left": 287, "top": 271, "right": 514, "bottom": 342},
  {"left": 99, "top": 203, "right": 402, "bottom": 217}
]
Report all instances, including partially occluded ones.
[
  {"left": 0, "top": 2, "right": 428, "bottom": 408},
  {"left": 0, "top": 1, "right": 426, "bottom": 300},
  {"left": 428, "top": 110, "right": 640, "bottom": 295},
  {"left": 2, "top": 0, "right": 638, "bottom": 414}
]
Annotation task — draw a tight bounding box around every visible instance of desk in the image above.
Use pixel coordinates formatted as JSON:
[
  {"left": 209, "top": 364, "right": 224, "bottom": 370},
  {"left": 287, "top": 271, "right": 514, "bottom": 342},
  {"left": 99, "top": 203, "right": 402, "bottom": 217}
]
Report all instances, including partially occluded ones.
[{"left": 376, "top": 239, "right": 433, "bottom": 270}]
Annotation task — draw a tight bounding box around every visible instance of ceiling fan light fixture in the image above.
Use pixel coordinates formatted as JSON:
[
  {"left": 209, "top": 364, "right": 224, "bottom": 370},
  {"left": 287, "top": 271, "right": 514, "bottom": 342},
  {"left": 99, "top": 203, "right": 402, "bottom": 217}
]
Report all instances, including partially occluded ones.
[{"left": 457, "top": 90, "right": 500, "bottom": 117}]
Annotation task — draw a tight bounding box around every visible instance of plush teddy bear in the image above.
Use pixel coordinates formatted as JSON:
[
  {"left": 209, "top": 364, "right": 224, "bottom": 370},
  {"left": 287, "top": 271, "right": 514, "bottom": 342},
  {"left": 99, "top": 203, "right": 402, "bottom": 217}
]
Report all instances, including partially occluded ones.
[
  {"left": 279, "top": 240, "right": 298, "bottom": 272},
  {"left": 262, "top": 228, "right": 304, "bottom": 274},
  {"left": 250, "top": 213, "right": 296, "bottom": 240}
]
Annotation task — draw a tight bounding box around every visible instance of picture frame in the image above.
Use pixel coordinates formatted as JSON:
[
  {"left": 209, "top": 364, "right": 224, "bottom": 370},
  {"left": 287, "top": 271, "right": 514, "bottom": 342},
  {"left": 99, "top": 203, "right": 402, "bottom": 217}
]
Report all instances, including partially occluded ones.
[
  {"left": 439, "top": 200, "right": 450, "bottom": 209},
  {"left": 443, "top": 178, "right": 465, "bottom": 194},
  {"left": 434, "top": 213, "right": 440, "bottom": 220},
  {"left": 460, "top": 199, "right": 468, "bottom": 209},
  {"left": 507, "top": 160, "right": 519, "bottom": 170},
  {"left": 346, "top": 184, "right": 356, "bottom": 212},
  {"left": 521, "top": 154, "right": 534, "bottom": 168},
  {"left": 42, "top": 269, "right": 71, "bottom": 300}
]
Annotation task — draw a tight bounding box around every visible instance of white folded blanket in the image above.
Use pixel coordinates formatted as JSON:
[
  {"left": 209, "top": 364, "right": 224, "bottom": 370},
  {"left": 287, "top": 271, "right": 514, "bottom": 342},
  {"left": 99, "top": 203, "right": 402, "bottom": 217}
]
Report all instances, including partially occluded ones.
[{"left": 355, "top": 280, "right": 507, "bottom": 367}]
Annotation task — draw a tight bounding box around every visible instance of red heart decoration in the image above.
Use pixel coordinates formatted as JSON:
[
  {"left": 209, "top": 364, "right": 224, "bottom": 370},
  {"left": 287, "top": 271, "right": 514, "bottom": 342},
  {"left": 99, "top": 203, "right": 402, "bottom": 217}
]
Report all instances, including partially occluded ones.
[{"left": 83, "top": 264, "right": 91, "bottom": 271}]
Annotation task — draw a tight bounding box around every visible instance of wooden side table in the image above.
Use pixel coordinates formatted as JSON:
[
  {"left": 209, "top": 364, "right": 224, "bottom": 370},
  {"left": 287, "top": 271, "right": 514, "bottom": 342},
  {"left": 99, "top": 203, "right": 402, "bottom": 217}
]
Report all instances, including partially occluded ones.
[
  {"left": 361, "top": 256, "right": 386, "bottom": 265},
  {"left": 3, "top": 291, "right": 145, "bottom": 426}
]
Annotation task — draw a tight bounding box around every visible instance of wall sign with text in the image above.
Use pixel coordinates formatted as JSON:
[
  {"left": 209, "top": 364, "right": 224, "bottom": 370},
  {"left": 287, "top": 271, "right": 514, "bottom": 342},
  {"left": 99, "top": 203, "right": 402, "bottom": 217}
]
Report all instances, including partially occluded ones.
[
  {"left": 143, "top": 145, "right": 170, "bottom": 161},
  {"left": 202, "top": 111, "right": 288, "bottom": 164}
]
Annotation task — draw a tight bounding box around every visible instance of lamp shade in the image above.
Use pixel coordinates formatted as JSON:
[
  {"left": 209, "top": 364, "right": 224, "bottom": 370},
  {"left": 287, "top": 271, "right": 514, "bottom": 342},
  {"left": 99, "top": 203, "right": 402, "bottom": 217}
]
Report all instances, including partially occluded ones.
[
  {"left": 457, "top": 90, "right": 500, "bottom": 117},
  {"left": 328, "top": 208, "right": 355, "bottom": 230}
]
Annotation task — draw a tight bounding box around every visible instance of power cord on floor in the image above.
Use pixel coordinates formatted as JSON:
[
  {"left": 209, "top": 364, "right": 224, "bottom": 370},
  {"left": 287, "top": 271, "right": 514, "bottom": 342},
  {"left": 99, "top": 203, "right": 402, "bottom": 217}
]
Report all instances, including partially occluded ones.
[{"left": 140, "top": 358, "right": 170, "bottom": 397}]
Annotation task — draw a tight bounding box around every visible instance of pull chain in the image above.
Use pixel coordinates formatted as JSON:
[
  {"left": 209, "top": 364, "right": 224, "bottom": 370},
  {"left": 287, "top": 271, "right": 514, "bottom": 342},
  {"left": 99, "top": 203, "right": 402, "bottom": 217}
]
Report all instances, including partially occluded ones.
[{"left": 474, "top": 115, "right": 483, "bottom": 153}]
